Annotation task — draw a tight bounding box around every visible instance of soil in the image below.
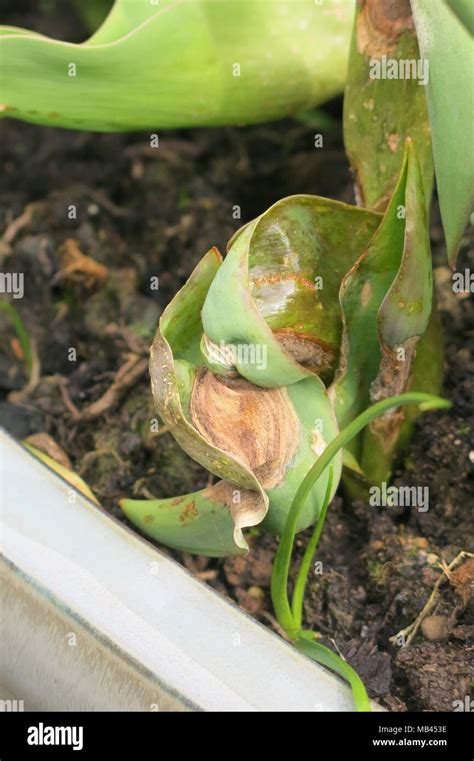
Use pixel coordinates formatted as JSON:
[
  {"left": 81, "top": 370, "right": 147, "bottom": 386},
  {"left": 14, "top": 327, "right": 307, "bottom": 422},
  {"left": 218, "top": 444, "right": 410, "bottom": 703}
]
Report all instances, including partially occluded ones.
[{"left": 1, "top": 2, "right": 473, "bottom": 712}]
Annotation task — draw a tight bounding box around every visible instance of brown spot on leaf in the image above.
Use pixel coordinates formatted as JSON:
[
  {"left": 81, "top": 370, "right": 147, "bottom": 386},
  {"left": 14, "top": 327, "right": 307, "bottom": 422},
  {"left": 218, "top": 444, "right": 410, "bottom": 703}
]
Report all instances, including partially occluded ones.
[
  {"left": 179, "top": 500, "right": 198, "bottom": 524},
  {"left": 357, "top": 0, "right": 414, "bottom": 58},
  {"left": 191, "top": 368, "right": 299, "bottom": 489},
  {"left": 369, "top": 337, "right": 418, "bottom": 450},
  {"left": 274, "top": 329, "right": 336, "bottom": 376},
  {"left": 251, "top": 273, "right": 317, "bottom": 291}
]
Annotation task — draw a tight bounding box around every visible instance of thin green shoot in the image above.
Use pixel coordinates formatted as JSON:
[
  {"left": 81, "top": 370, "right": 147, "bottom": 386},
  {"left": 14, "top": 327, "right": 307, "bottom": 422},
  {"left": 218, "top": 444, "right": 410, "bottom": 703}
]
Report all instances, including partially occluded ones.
[
  {"left": 291, "top": 464, "right": 334, "bottom": 631},
  {"left": 0, "top": 301, "right": 33, "bottom": 378},
  {"left": 295, "top": 634, "right": 371, "bottom": 712},
  {"left": 270, "top": 391, "right": 451, "bottom": 710},
  {"left": 271, "top": 391, "right": 450, "bottom": 638}
]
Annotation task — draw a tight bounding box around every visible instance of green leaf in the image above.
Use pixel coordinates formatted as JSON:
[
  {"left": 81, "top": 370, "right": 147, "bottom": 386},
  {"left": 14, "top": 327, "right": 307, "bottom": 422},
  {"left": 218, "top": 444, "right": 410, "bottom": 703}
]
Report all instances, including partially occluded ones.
[
  {"left": 295, "top": 635, "right": 371, "bottom": 712},
  {"left": 271, "top": 390, "right": 450, "bottom": 638},
  {"left": 0, "top": 0, "right": 355, "bottom": 131},
  {"left": 411, "top": 0, "right": 474, "bottom": 264},
  {"left": 343, "top": 0, "right": 433, "bottom": 211},
  {"left": 330, "top": 141, "right": 442, "bottom": 482},
  {"left": 120, "top": 482, "right": 252, "bottom": 557},
  {"left": 0, "top": 301, "right": 33, "bottom": 377},
  {"left": 262, "top": 375, "right": 341, "bottom": 534},
  {"left": 444, "top": 0, "right": 474, "bottom": 35}
]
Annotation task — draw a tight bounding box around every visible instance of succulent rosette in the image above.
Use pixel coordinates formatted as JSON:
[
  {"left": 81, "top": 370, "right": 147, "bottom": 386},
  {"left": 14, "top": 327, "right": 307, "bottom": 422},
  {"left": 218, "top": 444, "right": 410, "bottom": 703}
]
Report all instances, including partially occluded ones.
[{"left": 121, "top": 142, "right": 442, "bottom": 556}]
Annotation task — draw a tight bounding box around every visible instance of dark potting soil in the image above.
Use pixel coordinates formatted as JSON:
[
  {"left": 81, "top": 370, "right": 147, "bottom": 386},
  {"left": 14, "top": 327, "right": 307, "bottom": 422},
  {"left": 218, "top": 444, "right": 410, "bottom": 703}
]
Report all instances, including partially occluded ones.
[{"left": 1, "top": 2, "right": 473, "bottom": 713}]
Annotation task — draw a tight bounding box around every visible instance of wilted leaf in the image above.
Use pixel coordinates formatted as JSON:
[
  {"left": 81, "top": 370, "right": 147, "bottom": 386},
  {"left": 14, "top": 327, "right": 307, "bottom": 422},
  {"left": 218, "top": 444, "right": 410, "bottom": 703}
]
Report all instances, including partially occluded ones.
[{"left": 25, "top": 444, "right": 99, "bottom": 505}]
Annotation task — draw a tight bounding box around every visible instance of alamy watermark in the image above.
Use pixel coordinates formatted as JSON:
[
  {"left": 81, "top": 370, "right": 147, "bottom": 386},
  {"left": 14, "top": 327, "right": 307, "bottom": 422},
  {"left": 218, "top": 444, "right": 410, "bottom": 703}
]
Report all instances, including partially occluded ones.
[
  {"left": 0, "top": 699, "right": 24, "bottom": 712},
  {"left": 453, "top": 696, "right": 473, "bottom": 712},
  {"left": 0, "top": 272, "right": 24, "bottom": 299},
  {"left": 207, "top": 340, "right": 268, "bottom": 371},
  {"left": 27, "top": 722, "right": 83, "bottom": 751},
  {"left": 369, "top": 482, "right": 429, "bottom": 512},
  {"left": 369, "top": 55, "right": 429, "bottom": 86},
  {"left": 452, "top": 268, "right": 473, "bottom": 293}
]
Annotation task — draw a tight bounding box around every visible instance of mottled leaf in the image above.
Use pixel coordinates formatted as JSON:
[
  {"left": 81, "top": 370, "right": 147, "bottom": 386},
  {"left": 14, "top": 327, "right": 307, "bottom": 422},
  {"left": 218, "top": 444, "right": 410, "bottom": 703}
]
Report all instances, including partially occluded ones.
[
  {"left": 121, "top": 482, "right": 260, "bottom": 557},
  {"left": 202, "top": 195, "right": 380, "bottom": 387},
  {"left": 343, "top": 0, "right": 433, "bottom": 211},
  {"left": 330, "top": 140, "right": 441, "bottom": 483}
]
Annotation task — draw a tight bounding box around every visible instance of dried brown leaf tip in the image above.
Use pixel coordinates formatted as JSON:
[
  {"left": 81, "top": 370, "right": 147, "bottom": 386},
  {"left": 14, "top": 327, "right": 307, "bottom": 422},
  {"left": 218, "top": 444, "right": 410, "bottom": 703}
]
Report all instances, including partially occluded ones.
[
  {"left": 357, "top": 0, "right": 415, "bottom": 57},
  {"left": 190, "top": 368, "right": 299, "bottom": 490},
  {"left": 449, "top": 558, "right": 474, "bottom": 609}
]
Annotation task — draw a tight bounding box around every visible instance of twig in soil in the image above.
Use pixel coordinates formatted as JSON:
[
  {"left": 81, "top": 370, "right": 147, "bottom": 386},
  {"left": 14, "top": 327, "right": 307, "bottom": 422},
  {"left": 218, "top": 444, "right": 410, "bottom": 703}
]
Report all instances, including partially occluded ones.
[
  {"left": 7, "top": 336, "right": 41, "bottom": 403},
  {"left": 58, "top": 378, "right": 82, "bottom": 420},
  {"left": 1, "top": 202, "right": 45, "bottom": 245},
  {"left": 85, "top": 188, "right": 133, "bottom": 219},
  {"left": 149, "top": 425, "right": 170, "bottom": 438},
  {"left": 257, "top": 610, "right": 292, "bottom": 641},
  {"left": 139, "top": 486, "right": 158, "bottom": 500},
  {"left": 59, "top": 354, "right": 148, "bottom": 422},
  {"left": 104, "top": 324, "right": 149, "bottom": 356},
  {"left": 389, "top": 551, "right": 474, "bottom": 647},
  {"left": 80, "top": 354, "right": 148, "bottom": 420},
  {"left": 79, "top": 447, "right": 126, "bottom": 475},
  {"left": 53, "top": 239, "right": 108, "bottom": 289},
  {"left": 195, "top": 570, "right": 219, "bottom": 581},
  {"left": 60, "top": 184, "right": 132, "bottom": 219}
]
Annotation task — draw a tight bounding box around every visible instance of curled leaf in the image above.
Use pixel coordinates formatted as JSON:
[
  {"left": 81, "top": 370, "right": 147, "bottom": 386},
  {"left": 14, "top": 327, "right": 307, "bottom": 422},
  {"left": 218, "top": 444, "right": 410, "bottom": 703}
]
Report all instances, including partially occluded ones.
[
  {"left": 201, "top": 195, "right": 380, "bottom": 387},
  {"left": 125, "top": 213, "right": 350, "bottom": 554},
  {"left": 121, "top": 481, "right": 264, "bottom": 558}
]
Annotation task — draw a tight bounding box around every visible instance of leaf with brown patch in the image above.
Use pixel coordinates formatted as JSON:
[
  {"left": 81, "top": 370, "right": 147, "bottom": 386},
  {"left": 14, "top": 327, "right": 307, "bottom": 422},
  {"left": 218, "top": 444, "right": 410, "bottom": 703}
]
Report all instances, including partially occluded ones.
[
  {"left": 330, "top": 141, "right": 443, "bottom": 488},
  {"left": 201, "top": 195, "right": 381, "bottom": 387}
]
